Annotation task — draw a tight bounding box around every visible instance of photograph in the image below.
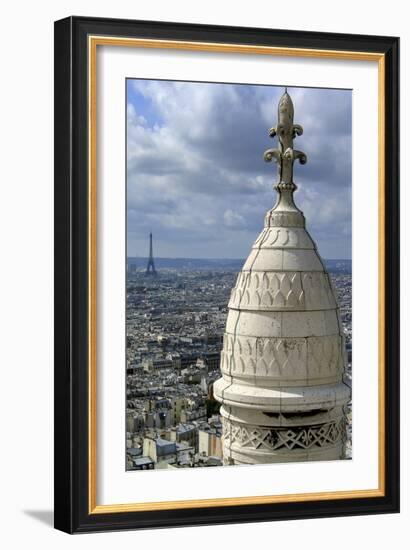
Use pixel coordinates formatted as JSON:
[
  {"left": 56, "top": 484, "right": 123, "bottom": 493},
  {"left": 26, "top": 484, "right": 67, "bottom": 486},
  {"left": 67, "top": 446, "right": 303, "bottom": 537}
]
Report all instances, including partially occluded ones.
[{"left": 125, "top": 80, "right": 353, "bottom": 471}]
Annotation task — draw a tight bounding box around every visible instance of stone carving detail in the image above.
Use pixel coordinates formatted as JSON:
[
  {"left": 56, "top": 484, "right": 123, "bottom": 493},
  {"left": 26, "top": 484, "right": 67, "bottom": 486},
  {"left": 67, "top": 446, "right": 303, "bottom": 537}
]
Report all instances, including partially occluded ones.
[
  {"left": 253, "top": 227, "right": 314, "bottom": 249},
  {"left": 229, "top": 271, "right": 304, "bottom": 309},
  {"left": 225, "top": 419, "right": 345, "bottom": 451},
  {"left": 221, "top": 335, "right": 303, "bottom": 376},
  {"left": 229, "top": 271, "right": 336, "bottom": 311},
  {"left": 264, "top": 91, "right": 307, "bottom": 185},
  {"left": 308, "top": 336, "right": 344, "bottom": 373},
  {"left": 302, "top": 272, "right": 336, "bottom": 309},
  {"left": 264, "top": 211, "right": 305, "bottom": 228},
  {"left": 220, "top": 334, "right": 343, "bottom": 378}
]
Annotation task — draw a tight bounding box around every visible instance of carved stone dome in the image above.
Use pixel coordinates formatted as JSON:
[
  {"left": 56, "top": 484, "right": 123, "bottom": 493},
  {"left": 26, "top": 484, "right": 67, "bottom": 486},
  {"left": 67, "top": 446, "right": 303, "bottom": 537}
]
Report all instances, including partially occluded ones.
[{"left": 214, "top": 91, "right": 350, "bottom": 465}]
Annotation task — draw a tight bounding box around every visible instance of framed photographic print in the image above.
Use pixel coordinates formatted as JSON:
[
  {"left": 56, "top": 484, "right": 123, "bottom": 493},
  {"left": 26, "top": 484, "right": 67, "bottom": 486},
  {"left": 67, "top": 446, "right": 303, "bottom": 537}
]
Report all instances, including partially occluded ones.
[{"left": 54, "top": 16, "right": 400, "bottom": 533}]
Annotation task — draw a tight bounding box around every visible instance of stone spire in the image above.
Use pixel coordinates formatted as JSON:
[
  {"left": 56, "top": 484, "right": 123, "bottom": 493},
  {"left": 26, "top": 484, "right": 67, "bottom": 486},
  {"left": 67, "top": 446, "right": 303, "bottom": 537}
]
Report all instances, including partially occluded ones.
[
  {"left": 214, "top": 90, "right": 350, "bottom": 465},
  {"left": 263, "top": 90, "right": 307, "bottom": 227}
]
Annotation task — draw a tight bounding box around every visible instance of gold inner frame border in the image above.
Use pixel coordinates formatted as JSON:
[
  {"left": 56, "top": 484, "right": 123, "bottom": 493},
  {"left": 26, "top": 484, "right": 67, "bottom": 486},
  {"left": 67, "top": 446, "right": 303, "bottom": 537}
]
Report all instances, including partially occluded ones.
[{"left": 87, "top": 36, "right": 386, "bottom": 514}]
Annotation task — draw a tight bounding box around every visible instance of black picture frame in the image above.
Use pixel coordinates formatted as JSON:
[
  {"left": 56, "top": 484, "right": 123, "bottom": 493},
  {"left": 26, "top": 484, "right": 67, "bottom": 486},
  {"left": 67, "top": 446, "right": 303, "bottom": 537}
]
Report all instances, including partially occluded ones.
[{"left": 54, "top": 15, "right": 400, "bottom": 534}]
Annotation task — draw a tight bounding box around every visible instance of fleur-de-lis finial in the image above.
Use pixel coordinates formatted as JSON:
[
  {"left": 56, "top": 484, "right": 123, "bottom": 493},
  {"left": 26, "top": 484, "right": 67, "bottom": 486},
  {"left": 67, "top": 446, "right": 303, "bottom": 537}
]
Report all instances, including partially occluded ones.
[{"left": 264, "top": 90, "right": 307, "bottom": 188}]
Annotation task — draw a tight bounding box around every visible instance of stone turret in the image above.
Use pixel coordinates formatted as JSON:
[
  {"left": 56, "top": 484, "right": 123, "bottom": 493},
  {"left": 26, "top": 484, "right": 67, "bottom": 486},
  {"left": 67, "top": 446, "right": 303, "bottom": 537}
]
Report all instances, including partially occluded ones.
[{"left": 214, "top": 90, "right": 351, "bottom": 465}]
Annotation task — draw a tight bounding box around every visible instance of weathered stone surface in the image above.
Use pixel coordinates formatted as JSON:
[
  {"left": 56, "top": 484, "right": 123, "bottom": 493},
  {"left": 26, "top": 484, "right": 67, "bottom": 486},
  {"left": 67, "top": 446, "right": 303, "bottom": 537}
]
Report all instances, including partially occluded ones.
[
  {"left": 220, "top": 334, "right": 344, "bottom": 386},
  {"left": 225, "top": 310, "right": 340, "bottom": 338},
  {"left": 253, "top": 227, "right": 316, "bottom": 249},
  {"left": 228, "top": 271, "right": 336, "bottom": 311},
  {"left": 214, "top": 90, "right": 350, "bottom": 464},
  {"left": 214, "top": 379, "right": 350, "bottom": 411},
  {"left": 221, "top": 413, "right": 345, "bottom": 464}
]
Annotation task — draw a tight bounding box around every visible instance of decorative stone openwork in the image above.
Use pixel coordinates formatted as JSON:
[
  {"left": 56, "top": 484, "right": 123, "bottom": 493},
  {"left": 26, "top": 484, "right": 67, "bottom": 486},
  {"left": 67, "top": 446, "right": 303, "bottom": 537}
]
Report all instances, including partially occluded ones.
[{"left": 214, "top": 90, "right": 351, "bottom": 464}]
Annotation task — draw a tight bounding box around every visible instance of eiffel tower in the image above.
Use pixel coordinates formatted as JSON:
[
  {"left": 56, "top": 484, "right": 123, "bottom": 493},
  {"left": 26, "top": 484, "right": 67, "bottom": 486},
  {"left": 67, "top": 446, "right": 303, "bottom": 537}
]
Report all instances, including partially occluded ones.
[{"left": 145, "top": 232, "right": 157, "bottom": 276}]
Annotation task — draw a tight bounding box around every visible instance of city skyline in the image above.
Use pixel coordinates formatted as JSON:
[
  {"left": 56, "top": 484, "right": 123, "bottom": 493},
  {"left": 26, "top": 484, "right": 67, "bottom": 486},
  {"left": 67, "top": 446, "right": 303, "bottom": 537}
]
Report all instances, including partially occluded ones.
[
  {"left": 127, "top": 80, "right": 352, "bottom": 260},
  {"left": 127, "top": 232, "right": 352, "bottom": 264}
]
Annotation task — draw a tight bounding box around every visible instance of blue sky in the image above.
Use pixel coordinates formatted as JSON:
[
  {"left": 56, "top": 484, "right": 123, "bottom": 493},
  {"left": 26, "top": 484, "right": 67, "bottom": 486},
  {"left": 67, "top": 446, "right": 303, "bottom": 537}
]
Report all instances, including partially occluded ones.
[{"left": 127, "top": 79, "right": 352, "bottom": 260}]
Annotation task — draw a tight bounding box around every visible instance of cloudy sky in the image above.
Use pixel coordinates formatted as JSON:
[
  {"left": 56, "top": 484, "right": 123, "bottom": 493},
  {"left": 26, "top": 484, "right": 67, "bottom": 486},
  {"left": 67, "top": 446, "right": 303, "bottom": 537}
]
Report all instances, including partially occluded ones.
[{"left": 127, "top": 79, "right": 351, "bottom": 260}]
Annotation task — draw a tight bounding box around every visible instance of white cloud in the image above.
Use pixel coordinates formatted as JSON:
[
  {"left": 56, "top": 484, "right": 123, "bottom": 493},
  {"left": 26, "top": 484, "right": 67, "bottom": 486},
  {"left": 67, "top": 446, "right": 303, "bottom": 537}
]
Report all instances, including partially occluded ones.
[{"left": 223, "top": 209, "right": 246, "bottom": 228}]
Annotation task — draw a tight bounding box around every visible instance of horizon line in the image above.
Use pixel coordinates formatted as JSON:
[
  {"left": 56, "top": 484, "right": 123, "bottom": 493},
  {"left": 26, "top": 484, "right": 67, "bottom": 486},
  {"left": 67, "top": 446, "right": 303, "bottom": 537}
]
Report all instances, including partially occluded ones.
[{"left": 126, "top": 256, "right": 352, "bottom": 261}]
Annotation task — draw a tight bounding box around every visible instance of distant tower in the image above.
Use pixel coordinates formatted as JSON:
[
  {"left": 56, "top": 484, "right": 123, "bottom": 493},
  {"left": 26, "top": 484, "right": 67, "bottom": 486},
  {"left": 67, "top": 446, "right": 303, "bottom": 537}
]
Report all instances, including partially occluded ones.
[
  {"left": 214, "top": 90, "right": 350, "bottom": 465},
  {"left": 145, "top": 233, "right": 157, "bottom": 276}
]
